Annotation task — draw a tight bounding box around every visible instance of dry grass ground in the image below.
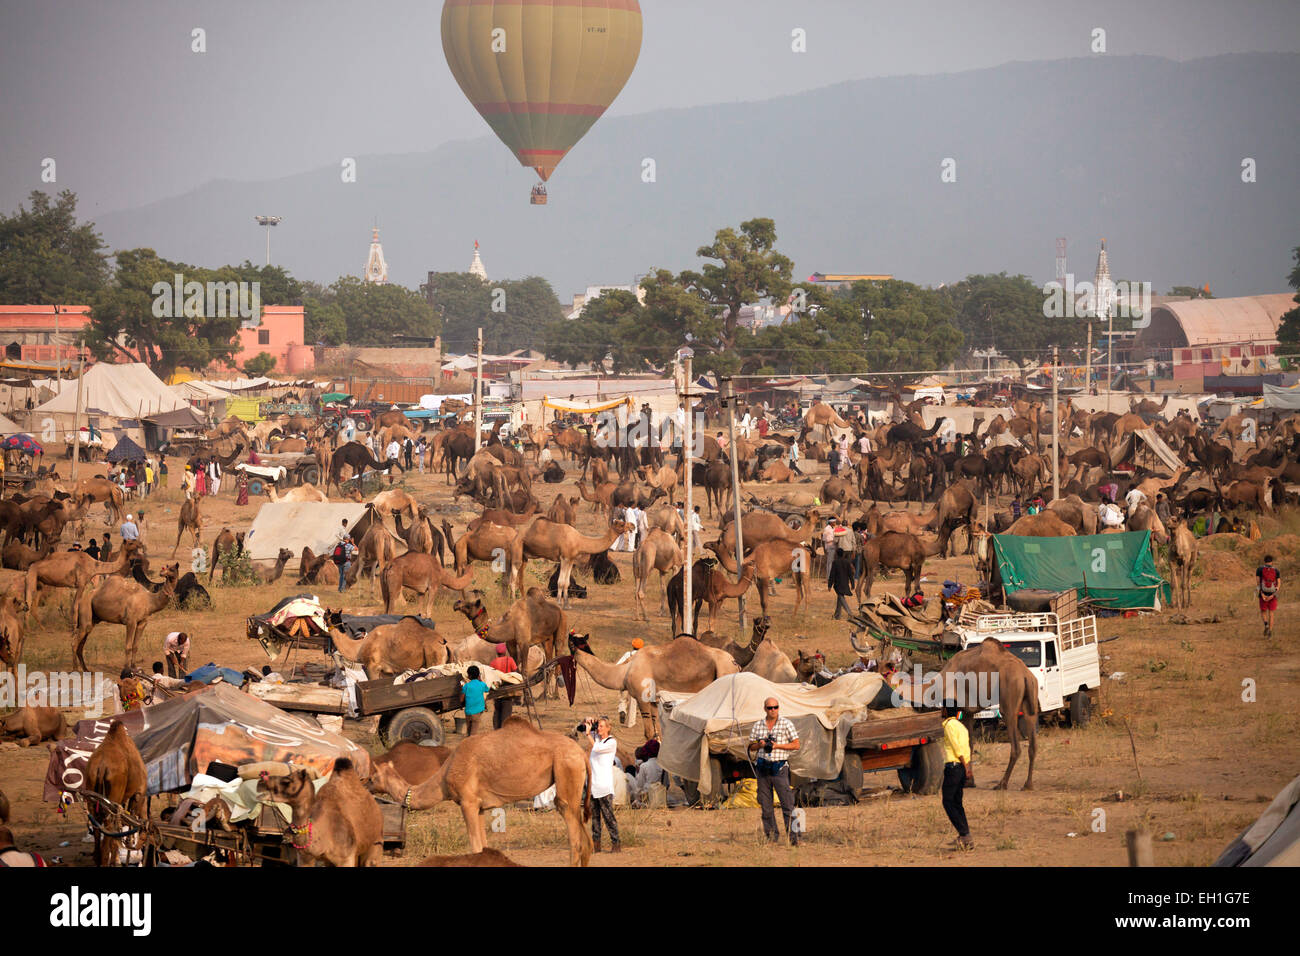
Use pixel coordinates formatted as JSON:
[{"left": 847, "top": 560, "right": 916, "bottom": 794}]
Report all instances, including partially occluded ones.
[{"left": 1, "top": 452, "right": 1296, "bottom": 867}]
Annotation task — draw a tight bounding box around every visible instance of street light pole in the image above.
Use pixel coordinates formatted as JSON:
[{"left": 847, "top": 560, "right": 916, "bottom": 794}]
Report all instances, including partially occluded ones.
[
  {"left": 254, "top": 215, "right": 282, "bottom": 267},
  {"left": 1051, "top": 345, "right": 1060, "bottom": 502}
]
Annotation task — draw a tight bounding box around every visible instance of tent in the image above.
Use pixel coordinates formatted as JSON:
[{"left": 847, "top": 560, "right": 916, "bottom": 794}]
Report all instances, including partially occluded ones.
[
  {"left": 1260, "top": 383, "right": 1300, "bottom": 411},
  {"left": 105, "top": 434, "right": 146, "bottom": 462},
  {"left": 1214, "top": 773, "right": 1300, "bottom": 867},
  {"left": 0, "top": 411, "right": 23, "bottom": 435},
  {"left": 242, "top": 501, "right": 375, "bottom": 561},
  {"left": 658, "top": 672, "right": 888, "bottom": 794},
  {"left": 44, "top": 683, "right": 370, "bottom": 801},
  {"left": 1110, "top": 428, "right": 1183, "bottom": 473},
  {"left": 993, "top": 531, "right": 1170, "bottom": 610},
  {"left": 35, "top": 362, "right": 189, "bottom": 418}
]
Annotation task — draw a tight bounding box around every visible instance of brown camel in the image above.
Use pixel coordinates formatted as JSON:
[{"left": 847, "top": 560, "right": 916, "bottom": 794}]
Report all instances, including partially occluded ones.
[
  {"left": 370, "top": 718, "right": 592, "bottom": 866},
  {"left": 463, "top": 588, "right": 567, "bottom": 698},
  {"left": 370, "top": 489, "right": 420, "bottom": 522},
  {"left": 2, "top": 537, "right": 53, "bottom": 572},
  {"left": 267, "top": 483, "right": 330, "bottom": 503},
  {"left": 567, "top": 632, "right": 739, "bottom": 739},
  {"left": 820, "top": 476, "right": 861, "bottom": 510},
  {"left": 367, "top": 741, "right": 452, "bottom": 791},
  {"left": 0, "top": 591, "right": 27, "bottom": 675},
  {"left": 253, "top": 548, "right": 294, "bottom": 584},
  {"left": 172, "top": 495, "right": 202, "bottom": 557},
  {"left": 327, "top": 615, "right": 451, "bottom": 678},
  {"left": 935, "top": 639, "right": 1039, "bottom": 790},
  {"left": 1168, "top": 519, "right": 1197, "bottom": 609},
  {"left": 632, "top": 528, "right": 684, "bottom": 620},
  {"left": 1046, "top": 495, "right": 1099, "bottom": 535},
  {"left": 575, "top": 478, "right": 616, "bottom": 515},
  {"left": 638, "top": 465, "right": 679, "bottom": 505},
  {"left": 546, "top": 494, "right": 578, "bottom": 525},
  {"left": 0, "top": 705, "right": 65, "bottom": 745},
  {"left": 1005, "top": 512, "right": 1078, "bottom": 536},
  {"left": 348, "top": 522, "right": 399, "bottom": 597},
  {"left": 84, "top": 721, "right": 148, "bottom": 866},
  {"left": 1217, "top": 479, "right": 1274, "bottom": 514},
  {"left": 256, "top": 759, "right": 383, "bottom": 867},
  {"left": 804, "top": 401, "right": 851, "bottom": 442},
  {"left": 73, "top": 477, "right": 125, "bottom": 526},
  {"left": 519, "top": 518, "right": 624, "bottom": 610},
  {"left": 380, "top": 552, "right": 475, "bottom": 617},
  {"left": 418, "top": 848, "right": 522, "bottom": 867},
  {"left": 72, "top": 562, "right": 178, "bottom": 670},
  {"left": 454, "top": 523, "right": 524, "bottom": 598},
  {"left": 25, "top": 540, "right": 139, "bottom": 614},
  {"left": 858, "top": 531, "right": 944, "bottom": 599},
  {"left": 707, "top": 538, "right": 811, "bottom": 616},
  {"left": 466, "top": 504, "right": 539, "bottom": 530},
  {"left": 718, "top": 508, "right": 819, "bottom": 557}
]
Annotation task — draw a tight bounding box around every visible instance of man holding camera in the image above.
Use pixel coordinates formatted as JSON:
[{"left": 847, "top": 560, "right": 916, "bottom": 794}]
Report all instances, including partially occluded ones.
[{"left": 748, "top": 698, "right": 801, "bottom": 845}]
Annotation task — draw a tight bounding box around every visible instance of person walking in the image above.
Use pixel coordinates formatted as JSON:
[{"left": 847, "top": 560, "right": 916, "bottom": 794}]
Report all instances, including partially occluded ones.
[
  {"left": 403, "top": 437, "right": 415, "bottom": 472},
  {"left": 829, "top": 549, "right": 855, "bottom": 620},
  {"left": 586, "top": 715, "right": 621, "bottom": 853},
  {"left": 1257, "top": 554, "right": 1281, "bottom": 637},
  {"left": 822, "top": 518, "right": 837, "bottom": 581},
  {"left": 333, "top": 534, "right": 357, "bottom": 593},
  {"left": 461, "top": 665, "right": 489, "bottom": 736},
  {"left": 940, "top": 700, "right": 975, "bottom": 850},
  {"left": 748, "top": 698, "right": 800, "bottom": 845},
  {"left": 786, "top": 438, "right": 801, "bottom": 475},
  {"left": 207, "top": 456, "right": 222, "bottom": 496},
  {"left": 415, "top": 437, "right": 426, "bottom": 474}
]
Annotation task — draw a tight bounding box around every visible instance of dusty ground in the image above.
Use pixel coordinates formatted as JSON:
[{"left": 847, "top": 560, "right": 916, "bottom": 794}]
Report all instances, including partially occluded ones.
[{"left": 1, "top": 451, "right": 1296, "bottom": 867}]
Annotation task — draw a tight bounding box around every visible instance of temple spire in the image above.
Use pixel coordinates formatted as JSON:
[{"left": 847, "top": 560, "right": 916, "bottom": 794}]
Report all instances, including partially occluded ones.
[
  {"left": 1093, "top": 238, "right": 1113, "bottom": 318},
  {"left": 364, "top": 227, "right": 389, "bottom": 284},
  {"left": 469, "top": 239, "right": 487, "bottom": 281}
]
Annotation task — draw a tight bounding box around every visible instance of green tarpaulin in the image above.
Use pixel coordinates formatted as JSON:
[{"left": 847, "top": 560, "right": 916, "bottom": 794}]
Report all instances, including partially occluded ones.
[
  {"left": 320, "top": 392, "right": 352, "bottom": 404},
  {"left": 994, "top": 531, "right": 1170, "bottom": 610}
]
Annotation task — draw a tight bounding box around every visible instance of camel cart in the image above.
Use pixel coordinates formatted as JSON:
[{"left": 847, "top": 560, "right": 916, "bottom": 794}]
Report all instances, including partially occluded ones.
[{"left": 246, "top": 452, "right": 322, "bottom": 488}]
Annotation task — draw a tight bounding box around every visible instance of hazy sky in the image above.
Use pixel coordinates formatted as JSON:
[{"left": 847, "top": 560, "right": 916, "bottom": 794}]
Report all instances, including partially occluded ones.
[{"left": 3, "top": 1, "right": 1298, "bottom": 233}]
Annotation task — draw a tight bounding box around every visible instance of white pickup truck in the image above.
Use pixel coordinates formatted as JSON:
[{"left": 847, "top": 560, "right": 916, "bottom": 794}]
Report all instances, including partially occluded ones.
[{"left": 951, "top": 612, "right": 1102, "bottom": 726}]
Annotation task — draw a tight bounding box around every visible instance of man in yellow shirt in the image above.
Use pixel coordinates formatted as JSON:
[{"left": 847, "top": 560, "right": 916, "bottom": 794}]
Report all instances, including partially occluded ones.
[{"left": 941, "top": 700, "right": 974, "bottom": 850}]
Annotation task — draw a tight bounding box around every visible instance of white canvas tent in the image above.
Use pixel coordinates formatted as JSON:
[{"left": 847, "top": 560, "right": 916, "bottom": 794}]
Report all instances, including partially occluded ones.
[
  {"left": 1260, "top": 383, "right": 1300, "bottom": 410},
  {"left": 0, "top": 411, "right": 23, "bottom": 435},
  {"left": 243, "top": 502, "right": 371, "bottom": 562},
  {"left": 658, "top": 672, "right": 887, "bottom": 794},
  {"left": 36, "top": 362, "right": 189, "bottom": 419},
  {"left": 1214, "top": 773, "right": 1300, "bottom": 866}
]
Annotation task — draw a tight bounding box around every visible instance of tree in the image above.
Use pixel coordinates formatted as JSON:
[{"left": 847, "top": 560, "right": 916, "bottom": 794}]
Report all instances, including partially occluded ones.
[
  {"left": 1168, "top": 284, "right": 1213, "bottom": 299},
  {"left": 329, "top": 276, "right": 439, "bottom": 346},
  {"left": 946, "top": 272, "right": 1084, "bottom": 367},
  {"left": 243, "top": 352, "right": 277, "bottom": 377},
  {"left": 429, "top": 273, "right": 565, "bottom": 354},
  {"left": 544, "top": 289, "right": 653, "bottom": 374},
  {"left": 84, "top": 248, "right": 245, "bottom": 379},
  {"left": 229, "top": 261, "right": 301, "bottom": 305},
  {"left": 1276, "top": 246, "right": 1300, "bottom": 349},
  {"left": 0, "top": 190, "right": 109, "bottom": 303},
  {"left": 678, "top": 218, "right": 793, "bottom": 362}
]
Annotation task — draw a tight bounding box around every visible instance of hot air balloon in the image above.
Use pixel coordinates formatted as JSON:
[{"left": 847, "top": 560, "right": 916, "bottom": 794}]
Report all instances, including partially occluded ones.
[{"left": 441, "top": 0, "right": 643, "bottom": 204}]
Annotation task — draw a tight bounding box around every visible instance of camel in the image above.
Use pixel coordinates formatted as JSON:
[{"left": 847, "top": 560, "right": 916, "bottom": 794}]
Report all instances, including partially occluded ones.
[
  {"left": 0, "top": 705, "right": 64, "bottom": 745},
  {"left": 1047, "top": 495, "right": 1099, "bottom": 535},
  {"left": 804, "top": 401, "right": 851, "bottom": 442},
  {"left": 567, "top": 632, "right": 738, "bottom": 739},
  {"left": 454, "top": 523, "right": 524, "bottom": 598},
  {"left": 329, "top": 441, "right": 397, "bottom": 492},
  {"left": 1168, "top": 519, "right": 1197, "bottom": 609},
  {"left": 632, "top": 529, "right": 684, "bottom": 620},
  {"left": 1004, "top": 512, "right": 1077, "bottom": 536},
  {"left": 370, "top": 489, "right": 420, "bottom": 522},
  {"left": 934, "top": 639, "right": 1039, "bottom": 790},
  {"left": 449, "top": 629, "right": 545, "bottom": 674},
  {"left": 256, "top": 759, "right": 383, "bottom": 867},
  {"left": 209, "top": 529, "right": 244, "bottom": 581},
  {"left": 327, "top": 615, "right": 451, "bottom": 678},
  {"left": 73, "top": 476, "right": 125, "bottom": 525},
  {"left": 25, "top": 540, "right": 138, "bottom": 615},
  {"left": 575, "top": 478, "right": 616, "bottom": 515},
  {"left": 254, "top": 548, "right": 294, "bottom": 584},
  {"left": 859, "top": 531, "right": 944, "bottom": 599},
  {"left": 638, "top": 465, "right": 679, "bottom": 505},
  {"left": 397, "top": 507, "right": 447, "bottom": 564},
  {"left": 759, "top": 460, "right": 795, "bottom": 482},
  {"left": 380, "top": 552, "right": 475, "bottom": 617},
  {"left": 348, "top": 522, "right": 399, "bottom": 596},
  {"left": 418, "top": 848, "right": 522, "bottom": 867},
  {"left": 370, "top": 718, "right": 592, "bottom": 866},
  {"left": 84, "top": 721, "right": 148, "bottom": 866},
  {"left": 72, "top": 562, "right": 178, "bottom": 670},
  {"left": 718, "top": 508, "right": 818, "bottom": 557},
  {"left": 708, "top": 537, "right": 811, "bottom": 616},
  {"left": 2, "top": 537, "right": 53, "bottom": 572},
  {"left": 645, "top": 503, "right": 687, "bottom": 542},
  {"left": 1217, "top": 478, "right": 1273, "bottom": 513},
  {"left": 165, "top": 494, "right": 202, "bottom": 558},
  {"left": 0, "top": 591, "right": 26, "bottom": 675},
  {"left": 466, "top": 504, "right": 539, "bottom": 531},
  {"left": 546, "top": 494, "right": 578, "bottom": 526},
  {"left": 820, "top": 476, "right": 861, "bottom": 510},
  {"left": 367, "top": 741, "right": 451, "bottom": 791},
  {"left": 744, "top": 638, "right": 799, "bottom": 683},
  {"left": 664, "top": 559, "right": 757, "bottom": 633},
  {"left": 267, "top": 483, "right": 330, "bottom": 503},
  {"left": 518, "top": 518, "right": 624, "bottom": 610},
  {"left": 464, "top": 588, "right": 567, "bottom": 698}
]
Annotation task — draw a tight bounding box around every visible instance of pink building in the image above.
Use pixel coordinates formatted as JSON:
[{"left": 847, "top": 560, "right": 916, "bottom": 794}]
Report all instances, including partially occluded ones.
[
  {"left": 0, "top": 305, "right": 93, "bottom": 364},
  {"left": 232, "top": 305, "right": 315, "bottom": 374}
]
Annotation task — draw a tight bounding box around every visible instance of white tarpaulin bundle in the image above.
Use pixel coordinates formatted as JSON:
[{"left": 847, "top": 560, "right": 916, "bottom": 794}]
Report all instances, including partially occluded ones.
[
  {"left": 658, "top": 672, "right": 887, "bottom": 794},
  {"left": 1261, "top": 383, "right": 1300, "bottom": 410},
  {"left": 36, "top": 362, "right": 189, "bottom": 418}
]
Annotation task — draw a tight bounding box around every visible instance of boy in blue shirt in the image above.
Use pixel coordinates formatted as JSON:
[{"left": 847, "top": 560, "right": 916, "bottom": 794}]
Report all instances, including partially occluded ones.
[{"left": 462, "top": 666, "right": 489, "bottom": 736}]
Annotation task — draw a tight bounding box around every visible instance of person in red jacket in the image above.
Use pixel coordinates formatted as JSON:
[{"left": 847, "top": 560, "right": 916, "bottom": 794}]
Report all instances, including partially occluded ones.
[{"left": 1256, "top": 555, "right": 1281, "bottom": 637}]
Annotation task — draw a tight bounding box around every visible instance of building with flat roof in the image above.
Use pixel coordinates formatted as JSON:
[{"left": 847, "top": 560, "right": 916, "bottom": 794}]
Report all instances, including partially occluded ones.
[{"left": 0, "top": 305, "right": 92, "bottom": 364}]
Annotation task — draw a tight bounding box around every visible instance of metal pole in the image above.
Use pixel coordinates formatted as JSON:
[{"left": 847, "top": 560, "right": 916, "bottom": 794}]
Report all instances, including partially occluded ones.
[
  {"left": 71, "top": 352, "right": 86, "bottom": 482},
  {"left": 723, "top": 377, "right": 745, "bottom": 637},
  {"left": 1051, "top": 345, "right": 1059, "bottom": 502},
  {"left": 682, "top": 354, "right": 694, "bottom": 636},
  {"left": 474, "top": 327, "right": 483, "bottom": 454},
  {"left": 54, "top": 305, "right": 61, "bottom": 383},
  {"left": 1107, "top": 309, "right": 1114, "bottom": 413},
  {"left": 1085, "top": 321, "right": 1092, "bottom": 396},
  {"left": 265, "top": 227, "right": 272, "bottom": 267}
]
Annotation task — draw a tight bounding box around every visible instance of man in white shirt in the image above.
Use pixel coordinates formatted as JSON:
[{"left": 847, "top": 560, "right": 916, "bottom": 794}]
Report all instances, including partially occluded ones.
[
  {"left": 1124, "top": 486, "right": 1147, "bottom": 518},
  {"left": 857, "top": 433, "right": 872, "bottom": 456},
  {"left": 1099, "top": 499, "right": 1125, "bottom": 528},
  {"left": 385, "top": 439, "right": 401, "bottom": 470},
  {"left": 938, "top": 417, "right": 958, "bottom": 451},
  {"left": 690, "top": 506, "right": 704, "bottom": 553},
  {"left": 616, "top": 506, "right": 641, "bottom": 551},
  {"left": 585, "top": 716, "right": 620, "bottom": 852}
]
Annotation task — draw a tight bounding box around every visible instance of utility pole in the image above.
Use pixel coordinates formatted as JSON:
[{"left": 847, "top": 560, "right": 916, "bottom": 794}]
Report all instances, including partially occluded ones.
[
  {"left": 70, "top": 352, "right": 86, "bottom": 481},
  {"left": 474, "top": 327, "right": 484, "bottom": 454},
  {"left": 722, "top": 375, "right": 745, "bottom": 638},
  {"left": 1085, "top": 321, "right": 1092, "bottom": 397},
  {"left": 1106, "top": 306, "right": 1114, "bottom": 414},
  {"left": 1051, "top": 345, "right": 1059, "bottom": 502},
  {"left": 680, "top": 348, "right": 694, "bottom": 636},
  {"left": 53, "top": 305, "right": 61, "bottom": 383}
]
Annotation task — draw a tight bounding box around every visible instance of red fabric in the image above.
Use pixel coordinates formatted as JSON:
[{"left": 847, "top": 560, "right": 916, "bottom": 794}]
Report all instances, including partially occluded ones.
[
  {"left": 1259, "top": 595, "right": 1277, "bottom": 611},
  {"left": 490, "top": 655, "right": 518, "bottom": 674}
]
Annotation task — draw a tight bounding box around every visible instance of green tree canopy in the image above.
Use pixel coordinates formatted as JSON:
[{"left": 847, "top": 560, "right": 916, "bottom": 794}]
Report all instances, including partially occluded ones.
[
  {"left": 85, "top": 248, "right": 246, "bottom": 379},
  {"left": 0, "top": 190, "right": 109, "bottom": 303},
  {"left": 1276, "top": 246, "right": 1300, "bottom": 349},
  {"left": 1167, "top": 284, "right": 1214, "bottom": 299},
  {"left": 243, "top": 352, "right": 277, "bottom": 377},
  {"left": 428, "top": 272, "right": 565, "bottom": 354},
  {"left": 328, "top": 276, "right": 440, "bottom": 346},
  {"left": 946, "top": 272, "right": 1084, "bottom": 367}
]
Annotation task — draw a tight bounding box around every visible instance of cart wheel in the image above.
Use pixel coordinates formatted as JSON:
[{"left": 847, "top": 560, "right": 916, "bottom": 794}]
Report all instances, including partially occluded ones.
[
  {"left": 898, "top": 739, "right": 943, "bottom": 795},
  {"left": 1068, "top": 690, "right": 1092, "bottom": 727},
  {"left": 356, "top": 418, "right": 371, "bottom": 432},
  {"left": 383, "top": 707, "right": 446, "bottom": 747},
  {"left": 301, "top": 464, "right": 320, "bottom": 485},
  {"left": 248, "top": 478, "right": 264, "bottom": 496}
]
